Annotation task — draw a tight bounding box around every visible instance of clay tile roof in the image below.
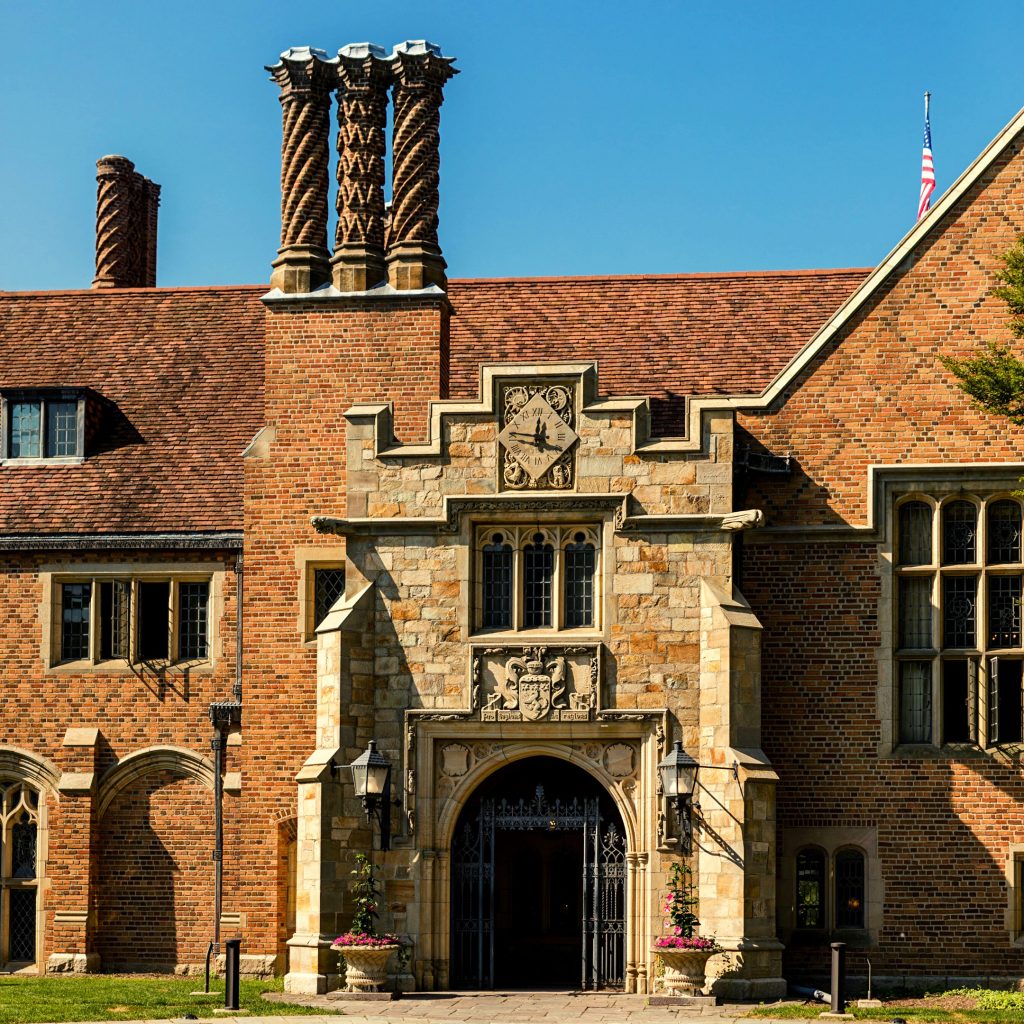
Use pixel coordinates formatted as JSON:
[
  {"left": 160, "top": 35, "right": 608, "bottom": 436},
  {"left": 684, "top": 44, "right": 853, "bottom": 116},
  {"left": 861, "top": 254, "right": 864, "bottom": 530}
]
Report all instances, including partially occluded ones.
[
  {"left": 446, "top": 269, "right": 870, "bottom": 435},
  {"left": 0, "top": 286, "right": 265, "bottom": 535},
  {"left": 0, "top": 268, "right": 868, "bottom": 536}
]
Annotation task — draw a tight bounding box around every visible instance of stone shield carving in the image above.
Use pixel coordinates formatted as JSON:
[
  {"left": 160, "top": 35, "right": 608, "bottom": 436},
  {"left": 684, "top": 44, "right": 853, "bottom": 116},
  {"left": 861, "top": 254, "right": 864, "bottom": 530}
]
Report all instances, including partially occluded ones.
[{"left": 476, "top": 644, "right": 599, "bottom": 722}]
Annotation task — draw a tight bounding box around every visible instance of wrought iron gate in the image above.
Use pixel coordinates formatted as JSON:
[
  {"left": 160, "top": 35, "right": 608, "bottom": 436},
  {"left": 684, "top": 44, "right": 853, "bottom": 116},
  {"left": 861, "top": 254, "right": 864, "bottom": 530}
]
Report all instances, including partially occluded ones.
[{"left": 451, "top": 784, "right": 626, "bottom": 990}]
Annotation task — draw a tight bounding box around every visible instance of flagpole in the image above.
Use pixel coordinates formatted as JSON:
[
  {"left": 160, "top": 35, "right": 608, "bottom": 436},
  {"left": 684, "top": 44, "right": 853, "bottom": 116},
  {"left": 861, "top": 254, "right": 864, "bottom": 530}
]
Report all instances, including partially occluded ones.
[{"left": 924, "top": 90, "right": 930, "bottom": 121}]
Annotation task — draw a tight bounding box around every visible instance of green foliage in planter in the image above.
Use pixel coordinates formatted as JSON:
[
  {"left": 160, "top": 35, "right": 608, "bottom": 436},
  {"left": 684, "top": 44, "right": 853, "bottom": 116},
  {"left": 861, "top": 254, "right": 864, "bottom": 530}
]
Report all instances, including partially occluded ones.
[{"left": 349, "top": 852, "right": 380, "bottom": 934}]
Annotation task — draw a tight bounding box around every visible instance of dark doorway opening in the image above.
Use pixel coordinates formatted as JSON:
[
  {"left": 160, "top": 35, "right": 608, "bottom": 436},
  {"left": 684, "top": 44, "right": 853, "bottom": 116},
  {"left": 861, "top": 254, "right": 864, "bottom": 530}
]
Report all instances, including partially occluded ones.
[{"left": 450, "top": 756, "right": 625, "bottom": 991}]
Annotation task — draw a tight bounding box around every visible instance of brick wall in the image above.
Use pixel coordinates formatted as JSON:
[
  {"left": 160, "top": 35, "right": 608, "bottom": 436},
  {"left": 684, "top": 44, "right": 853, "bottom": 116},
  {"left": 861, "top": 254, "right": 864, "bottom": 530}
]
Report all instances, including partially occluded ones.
[
  {"left": 236, "top": 296, "right": 448, "bottom": 959},
  {"left": 96, "top": 769, "right": 214, "bottom": 970},
  {"left": 739, "top": 130, "right": 1024, "bottom": 980}
]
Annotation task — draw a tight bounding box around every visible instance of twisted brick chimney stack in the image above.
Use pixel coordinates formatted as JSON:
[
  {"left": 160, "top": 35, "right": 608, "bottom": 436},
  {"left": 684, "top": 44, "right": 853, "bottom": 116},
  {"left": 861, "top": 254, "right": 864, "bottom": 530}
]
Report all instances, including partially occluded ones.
[
  {"left": 386, "top": 41, "right": 458, "bottom": 290},
  {"left": 267, "top": 40, "right": 457, "bottom": 294},
  {"left": 266, "top": 47, "right": 336, "bottom": 294},
  {"left": 92, "top": 156, "right": 161, "bottom": 289}
]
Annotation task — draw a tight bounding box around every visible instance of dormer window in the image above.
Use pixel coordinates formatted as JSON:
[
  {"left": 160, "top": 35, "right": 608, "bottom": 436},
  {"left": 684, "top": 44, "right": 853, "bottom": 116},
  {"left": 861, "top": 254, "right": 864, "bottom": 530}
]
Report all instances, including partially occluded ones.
[{"left": 2, "top": 391, "right": 85, "bottom": 463}]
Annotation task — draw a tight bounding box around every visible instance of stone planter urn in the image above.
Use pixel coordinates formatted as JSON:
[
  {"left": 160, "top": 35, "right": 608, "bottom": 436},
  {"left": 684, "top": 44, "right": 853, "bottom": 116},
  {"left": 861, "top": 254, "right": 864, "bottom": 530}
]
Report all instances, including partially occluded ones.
[
  {"left": 653, "top": 945, "right": 716, "bottom": 995},
  {"left": 336, "top": 944, "right": 399, "bottom": 993}
]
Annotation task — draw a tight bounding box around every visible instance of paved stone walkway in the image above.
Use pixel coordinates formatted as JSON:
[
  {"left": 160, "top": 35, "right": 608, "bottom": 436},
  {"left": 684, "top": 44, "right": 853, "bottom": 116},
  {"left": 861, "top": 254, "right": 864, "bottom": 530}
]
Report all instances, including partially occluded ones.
[{"left": 38, "top": 992, "right": 813, "bottom": 1024}]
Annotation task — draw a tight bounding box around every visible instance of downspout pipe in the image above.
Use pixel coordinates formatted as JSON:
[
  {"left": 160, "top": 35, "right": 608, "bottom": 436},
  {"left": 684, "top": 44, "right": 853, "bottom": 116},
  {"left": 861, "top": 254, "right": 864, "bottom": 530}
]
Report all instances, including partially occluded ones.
[{"left": 207, "top": 550, "right": 244, "bottom": 990}]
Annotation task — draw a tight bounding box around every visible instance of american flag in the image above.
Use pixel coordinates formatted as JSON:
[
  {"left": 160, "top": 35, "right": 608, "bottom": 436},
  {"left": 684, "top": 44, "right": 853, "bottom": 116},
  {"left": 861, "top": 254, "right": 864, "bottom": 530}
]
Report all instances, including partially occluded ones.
[{"left": 918, "top": 92, "right": 935, "bottom": 220}]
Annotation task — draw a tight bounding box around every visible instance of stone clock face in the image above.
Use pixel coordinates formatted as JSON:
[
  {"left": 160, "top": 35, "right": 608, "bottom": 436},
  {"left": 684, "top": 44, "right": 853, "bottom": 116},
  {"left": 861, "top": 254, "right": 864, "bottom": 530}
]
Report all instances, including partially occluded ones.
[{"left": 497, "top": 392, "right": 579, "bottom": 482}]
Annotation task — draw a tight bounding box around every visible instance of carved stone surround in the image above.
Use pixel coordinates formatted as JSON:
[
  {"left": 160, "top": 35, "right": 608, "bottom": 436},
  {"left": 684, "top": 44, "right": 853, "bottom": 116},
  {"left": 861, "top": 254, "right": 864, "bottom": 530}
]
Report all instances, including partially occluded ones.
[{"left": 404, "top": 717, "right": 667, "bottom": 993}]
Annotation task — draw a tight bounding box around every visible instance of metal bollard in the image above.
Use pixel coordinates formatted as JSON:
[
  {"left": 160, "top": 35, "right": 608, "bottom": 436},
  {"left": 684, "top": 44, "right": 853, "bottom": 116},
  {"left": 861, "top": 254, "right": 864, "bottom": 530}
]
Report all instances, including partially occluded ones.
[
  {"left": 830, "top": 942, "right": 846, "bottom": 1015},
  {"left": 225, "top": 938, "right": 241, "bottom": 1011}
]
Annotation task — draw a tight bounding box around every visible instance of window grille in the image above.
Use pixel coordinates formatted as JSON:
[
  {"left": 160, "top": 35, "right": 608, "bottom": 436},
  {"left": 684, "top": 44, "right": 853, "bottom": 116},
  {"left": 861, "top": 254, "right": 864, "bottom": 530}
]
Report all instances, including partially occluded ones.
[
  {"left": 178, "top": 582, "right": 210, "bottom": 660},
  {"left": 563, "top": 533, "right": 595, "bottom": 628}
]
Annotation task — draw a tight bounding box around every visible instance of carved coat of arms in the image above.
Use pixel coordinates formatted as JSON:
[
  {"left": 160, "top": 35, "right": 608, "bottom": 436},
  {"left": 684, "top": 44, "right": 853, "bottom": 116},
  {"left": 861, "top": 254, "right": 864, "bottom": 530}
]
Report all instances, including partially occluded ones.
[{"left": 504, "top": 651, "right": 567, "bottom": 721}]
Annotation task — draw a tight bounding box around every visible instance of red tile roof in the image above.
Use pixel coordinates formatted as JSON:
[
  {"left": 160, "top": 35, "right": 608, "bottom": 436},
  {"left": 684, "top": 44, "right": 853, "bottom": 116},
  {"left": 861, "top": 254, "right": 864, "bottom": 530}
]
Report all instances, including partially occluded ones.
[
  {"left": 0, "top": 287, "right": 266, "bottom": 535},
  {"left": 0, "top": 268, "right": 867, "bottom": 535},
  {"left": 446, "top": 269, "right": 870, "bottom": 435}
]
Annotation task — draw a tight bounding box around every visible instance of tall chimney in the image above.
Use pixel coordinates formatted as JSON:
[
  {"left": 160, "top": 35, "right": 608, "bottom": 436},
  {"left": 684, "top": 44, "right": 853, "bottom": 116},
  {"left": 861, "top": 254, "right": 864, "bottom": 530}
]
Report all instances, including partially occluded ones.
[
  {"left": 332, "top": 43, "right": 391, "bottom": 293},
  {"left": 266, "top": 47, "right": 336, "bottom": 294},
  {"left": 92, "top": 156, "right": 161, "bottom": 289},
  {"left": 387, "top": 41, "right": 458, "bottom": 291}
]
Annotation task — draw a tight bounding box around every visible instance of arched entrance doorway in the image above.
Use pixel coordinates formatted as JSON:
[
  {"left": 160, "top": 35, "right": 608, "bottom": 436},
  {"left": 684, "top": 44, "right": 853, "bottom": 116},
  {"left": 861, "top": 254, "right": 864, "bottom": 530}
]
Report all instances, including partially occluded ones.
[{"left": 450, "top": 756, "right": 626, "bottom": 990}]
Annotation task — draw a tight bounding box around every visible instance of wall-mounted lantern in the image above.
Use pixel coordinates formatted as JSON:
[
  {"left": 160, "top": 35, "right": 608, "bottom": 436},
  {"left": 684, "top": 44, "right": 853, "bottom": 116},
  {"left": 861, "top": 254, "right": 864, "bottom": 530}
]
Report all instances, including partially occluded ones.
[
  {"left": 348, "top": 739, "right": 392, "bottom": 852},
  {"left": 657, "top": 740, "right": 738, "bottom": 854}
]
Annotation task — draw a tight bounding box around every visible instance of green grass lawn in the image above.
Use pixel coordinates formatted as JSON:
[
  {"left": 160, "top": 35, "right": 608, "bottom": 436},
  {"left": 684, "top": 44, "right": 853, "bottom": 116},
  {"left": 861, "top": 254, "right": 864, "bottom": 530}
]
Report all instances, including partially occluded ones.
[
  {"left": 746, "top": 987, "right": 1024, "bottom": 1023},
  {"left": 0, "top": 975, "right": 339, "bottom": 1023}
]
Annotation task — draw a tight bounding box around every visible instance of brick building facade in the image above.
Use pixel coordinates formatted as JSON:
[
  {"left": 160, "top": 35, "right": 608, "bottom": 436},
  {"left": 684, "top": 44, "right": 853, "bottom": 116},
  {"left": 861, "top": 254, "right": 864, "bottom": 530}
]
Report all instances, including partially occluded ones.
[{"left": 2, "top": 38, "right": 1024, "bottom": 994}]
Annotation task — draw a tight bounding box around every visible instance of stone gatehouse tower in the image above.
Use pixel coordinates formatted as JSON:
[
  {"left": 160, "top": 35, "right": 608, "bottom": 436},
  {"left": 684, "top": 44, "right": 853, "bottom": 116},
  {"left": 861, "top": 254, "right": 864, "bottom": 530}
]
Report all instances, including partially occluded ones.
[{"left": 5, "top": 36, "right": 1024, "bottom": 996}]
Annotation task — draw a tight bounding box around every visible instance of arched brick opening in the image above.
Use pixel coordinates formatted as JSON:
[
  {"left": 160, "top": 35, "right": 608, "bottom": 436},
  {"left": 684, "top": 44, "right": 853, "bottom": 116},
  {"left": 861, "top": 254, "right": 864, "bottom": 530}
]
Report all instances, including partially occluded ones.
[{"left": 96, "top": 768, "right": 214, "bottom": 971}]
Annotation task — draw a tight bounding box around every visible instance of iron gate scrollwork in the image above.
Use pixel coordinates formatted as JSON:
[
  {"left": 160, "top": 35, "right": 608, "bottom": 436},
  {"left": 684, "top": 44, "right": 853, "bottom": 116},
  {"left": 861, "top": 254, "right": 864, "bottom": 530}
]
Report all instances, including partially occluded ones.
[{"left": 451, "top": 784, "right": 626, "bottom": 990}]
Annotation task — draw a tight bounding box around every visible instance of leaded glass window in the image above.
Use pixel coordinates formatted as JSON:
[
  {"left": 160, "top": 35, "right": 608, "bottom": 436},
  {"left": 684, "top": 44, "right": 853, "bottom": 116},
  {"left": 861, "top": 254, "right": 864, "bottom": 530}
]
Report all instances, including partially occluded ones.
[
  {"left": 834, "top": 850, "right": 866, "bottom": 929},
  {"left": 899, "top": 500, "right": 932, "bottom": 566},
  {"left": 898, "top": 577, "right": 932, "bottom": 648},
  {"left": 942, "top": 575, "right": 977, "bottom": 648},
  {"left": 988, "top": 501, "right": 1022, "bottom": 564},
  {"left": 60, "top": 583, "right": 91, "bottom": 661},
  {"left": 474, "top": 525, "right": 600, "bottom": 633},
  {"left": 482, "top": 534, "right": 513, "bottom": 629},
  {"left": 796, "top": 848, "right": 825, "bottom": 929},
  {"left": 989, "top": 575, "right": 1022, "bottom": 648},
  {"left": 895, "top": 495, "right": 1024, "bottom": 749},
  {"left": 942, "top": 500, "right": 977, "bottom": 565},
  {"left": 54, "top": 575, "right": 214, "bottom": 666},
  {"left": 1, "top": 781, "right": 40, "bottom": 965},
  {"left": 523, "top": 533, "right": 554, "bottom": 628},
  {"left": 4, "top": 395, "right": 81, "bottom": 460},
  {"left": 9, "top": 402, "right": 41, "bottom": 458},
  {"left": 313, "top": 567, "right": 345, "bottom": 630},
  {"left": 46, "top": 401, "right": 78, "bottom": 458},
  {"left": 178, "top": 582, "right": 210, "bottom": 660},
  {"left": 563, "top": 533, "right": 595, "bottom": 629},
  {"left": 899, "top": 661, "right": 932, "bottom": 743}
]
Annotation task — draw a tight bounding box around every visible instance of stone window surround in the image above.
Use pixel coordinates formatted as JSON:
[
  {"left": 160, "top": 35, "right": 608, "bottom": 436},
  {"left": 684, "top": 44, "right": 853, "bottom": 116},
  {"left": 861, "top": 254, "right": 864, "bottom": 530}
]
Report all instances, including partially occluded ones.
[
  {"left": 0, "top": 389, "right": 86, "bottom": 467},
  {"left": 294, "top": 545, "right": 346, "bottom": 643},
  {"left": 0, "top": 779, "right": 41, "bottom": 969},
  {"left": 872, "top": 468, "right": 1024, "bottom": 757},
  {"left": 884, "top": 487, "right": 1024, "bottom": 753},
  {"left": 472, "top": 521, "right": 602, "bottom": 637},
  {"left": 39, "top": 562, "right": 224, "bottom": 673},
  {"left": 778, "top": 827, "right": 880, "bottom": 946}
]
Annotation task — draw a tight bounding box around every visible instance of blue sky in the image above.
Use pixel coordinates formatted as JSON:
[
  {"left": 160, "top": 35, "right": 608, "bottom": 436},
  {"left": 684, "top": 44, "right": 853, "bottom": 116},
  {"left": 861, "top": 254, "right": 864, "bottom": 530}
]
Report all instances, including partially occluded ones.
[{"left": 2, "top": 1, "right": 1022, "bottom": 289}]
